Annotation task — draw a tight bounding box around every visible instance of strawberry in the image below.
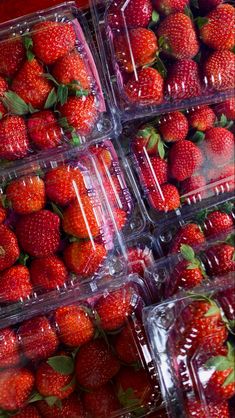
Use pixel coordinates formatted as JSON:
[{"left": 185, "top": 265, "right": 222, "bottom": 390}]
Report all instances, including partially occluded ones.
[
  {"left": 0, "top": 225, "right": 20, "bottom": 272},
  {"left": 181, "top": 174, "right": 207, "bottom": 203},
  {"left": 208, "top": 164, "right": 235, "bottom": 193},
  {"left": 166, "top": 59, "right": 202, "bottom": 100},
  {"left": 0, "top": 76, "right": 8, "bottom": 97},
  {"left": 37, "top": 393, "right": 85, "bottom": 418},
  {"left": 36, "top": 355, "right": 75, "bottom": 400},
  {"left": 64, "top": 241, "right": 107, "bottom": 277},
  {"left": 89, "top": 145, "right": 112, "bottom": 173},
  {"left": 198, "top": 0, "right": 224, "bottom": 14},
  {"left": 59, "top": 95, "right": 97, "bottom": 136},
  {"left": 13, "top": 405, "right": 41, "bottom": 418},
  {"left": 204, "top": 243, "right": 235, "bottom": 276},
  {"left": 16, "top": 209, "right": 60, "bottom": 257},
  {"left": 0, "top": 200, "right": 6, "bottom": 224},
  {"left": 62, "top": 195, "right": 101, "bottom": 239},
  {"left": 0, "top": 115, "right": 29, "bottom": 160},
  {"left": 187, "top": 106, "right": 216, "bottom": 131},
  {"left": 186, "top": 399, "right": 230, "bottom": 418},
  {"left": 131, "top": 124, "right": 164, "bottom": 155},
  {"left": 125, "top": 67, "right": 164, "bottom": 104},
  {"left": 0, "top": 36, "right": 25, "bottom": 77},
  {"left": 204, "top": 50, "right": 235, "bottom": 91},
  {"left": 115, "top": 367, "right": 152, "bottom": 408},
  {"left": 103, "top": 176, "right": 122, "bottom": 207},
  {"left": 127, "top": 246, "right": 154, "bottom": 277},
  {"left": 171, "top": 223, "right": 205, "bottom": 253},
  {"left": 170, "top": 140, "right": 204, "bottom": 181},
  {"left": 154, "top": 0, "right": 189, "bottom": 15},
  {"left": 18, "top": 315, "right": 58, "bottom": 361},
  {"left": 95, "top": 287, "right": 135, "bottom": 331},
  {"left": 52, "top": 50, "right": 90, "bottom": 90},
  {"left": 6, "top": 175, "right": 45, "bottom": 215},
  {"left": 158, "top": 13, "right": 199, "bottom": 59},
  {"left": 32, "top": 21, "right": 76, "bottom": 65},
  {"left": 200, "top": 4, "right": 234, "bottom": 51},
  {"left": 12, "top": 59, "right": 52, "bottom": 109},
  {"left": 158, "top": 111, "right": 189, "bottom": 143},
  {"left": 28, "top": 110, "right": 62, "bottom": 150},
  {"left": 204, "top": 210, "right": 234, "bottom": 238},
  {"left": 217, "top": 287, "right": 235, "bottom": 321},
  {"left": 112, "top": 207, "right": 127, "bottom": 231},
  {"left": 107, "top": 0, "right": 153, "bottom": 29},
  {"left": 83, "top": 384, "right": 120, "bottom": 418},
  {"left": 0, "top": 265, "right": 32, "bottom": 303},
  {"left": 0, "top": 368, "right": 34, "bottom": 411},
  {"left": 75, "top": 339, "right": 120, "bottom": 389},
  {"left": 141, "top": 156, "right": 168, "bottom": 189},
  {"left": 114, "top": 28, "right": 158, "bottom": 73},
  {"left": 0, "top": 102, "right": 6, "bottom": 119},
  {"left": 203, "top": 127, "right": 234, "bottom": 165},
  {"left": 30, "top": 256, "right": 68, "bottom": 291},
  {"left": 114, "top": 324, "right": 139, "bottom": 363},
  {"left": 55, "top": 305, "right": 94, "bottom": 347},
  {"left": 45, "top": 165, "right": 86, "bottom": 206},
  {"left": 149, "top": 184, "right": 180, "bottom": 212},
  {"left": 0, "top": 327, "right": 20, "bottom": 368},
  {"left": 214, "top": 98, "right": 235, "bottom": 120}
]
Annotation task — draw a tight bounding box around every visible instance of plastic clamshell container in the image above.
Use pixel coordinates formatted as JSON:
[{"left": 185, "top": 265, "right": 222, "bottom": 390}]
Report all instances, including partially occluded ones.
[
  {"left": 143, "top": 275, "right": 235, "bottom": 418},
  {"left": 91, "top": 0, "right": 234, "bottom": 121},
  {"left": 0, "top": 274, "right": 165, "bottom": 417},
  {"left": 0, "top": 2, "right": 118, "bottom": 169}
]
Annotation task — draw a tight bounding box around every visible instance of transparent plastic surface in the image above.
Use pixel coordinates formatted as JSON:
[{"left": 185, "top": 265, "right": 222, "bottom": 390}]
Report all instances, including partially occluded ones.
[
  {"left": 0, "top": 2, "right": 118, "bottom": 169},
  {"left": 143, "top": 276, "right": 235, "bottom": 418},
  {"left": 91, "top": 0, "right": 234, "bottom": 121},
  {"left": 0, "top": 275, "right": 164, "bottom": 417}
]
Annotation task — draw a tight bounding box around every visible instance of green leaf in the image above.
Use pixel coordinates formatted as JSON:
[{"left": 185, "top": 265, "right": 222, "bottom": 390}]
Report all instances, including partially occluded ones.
[
  {"left": 147, "top": 133, "right": 160, "bottom": 150},
  {"left": 222, "top": 370, "right": 235, "bottom": 387},
  {"left": 57, "top": 85, "right": 69, "bottom": 106},
  {"left": 196, "top": 17, "right": 209, "bottom": 29},
  {"left": 61, "top": 375, "right": 76, "bottom": 392},
  {"left": 154, "top": 56, "right": 167, "bottom": 79},
  {"left": 47, "top": 355, "right": 74, "bottom": 375},
  {"left": 158, "top": 140, "right": 165, "bottom": 159},
  {"left": 28, "top": 391, "right": 44, "bottom": 403},
  {"left": 226, "top": 233, "right": 235, "bottom": 247},
  {"left": 74, "top": 88, "right": 89, "bottom": 97},
  {"left": 43, "top": 73, "right": 59, "bottom": 86},
  {"left": 194, "top": 51, "right": 202, "bottom": 64},
  {"left": 204, "top": 303, "right": 220, "bottom": 317},
  {"left": 23, "top": 35, "right": 35, "bottom": 61},
  {"left": 3, "top": 91, "right": 29, "bottom": 115},
  {"left": 184, "top": 5, "right": 194, "bottom": 20},
  {"left": 118, "top": 387, "right": 140, "bottom": 408},
  {"left": 191, "top": 131, "right": 205, "bottom": 144},
  {"left": 220, "top": 114, "right": 228, "bottom": 127},
  {"left": 152, "top": 10, "right": 159, "bottom": 23},
  {"left": 205, "top": 356, "right": 232, "bottom": 371},
  {"left": 59, "top": 117, "right": 70, "bottom": 130},
  {"left": 137, "top": 127, "right": 152, "bottom": 139},
  {"left": 0, "top": 112, "right": 3, "bottom": 120},
  {"left": 19, "top": 252, "right": 29, "bottom": 266},
  {"left": 71, "top": 132, "right": 81, "bottom": 146},
  {"left": 45, "top": 396, "right": 58, "bottom": 407},
  {"left": 180, "top": 244, "right": 195, "bottom": 262},
  {"left": 50, "top": 202, "right": 64, "bottom": 219},
  {"left": 44, "top": 88, "right": 57, "bottom": 109}
]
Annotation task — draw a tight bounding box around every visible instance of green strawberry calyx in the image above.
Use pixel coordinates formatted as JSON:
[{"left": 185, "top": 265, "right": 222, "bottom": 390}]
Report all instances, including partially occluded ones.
[
  {"left": 136, "top": 125, "right": 166, "bottom": 158},
  {"left": 118, "top": 387, "right": 141, "bottom": 409},
  {"left": 3, "top": 91, "right": 38, "bottom": 115},
  {"left": 22, "top": 34, "right": 35, "bottom": 62},
  {"left": 196, "top": 16, "right": 209, "bottom": 29},
  {"left": 180, "top": 244, "right": 206, "bottom": 276},
  {"left": 205, "top": 342, "right": 235, "bottom": 387},
  {"left": 47, "top": 355, "right": 74, "bottom": 375},
  {"left": 43, "top": 74, "right": 89, "bottom": 106}
]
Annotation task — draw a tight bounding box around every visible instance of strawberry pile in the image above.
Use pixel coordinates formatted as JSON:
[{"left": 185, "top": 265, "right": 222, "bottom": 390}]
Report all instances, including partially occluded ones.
[
  {"left": 131, "top": 102, "right": 234, "bottom": 213},
  {"left": 107, "top": 0, "right": 234, "bottom": 106},
  {"left": 0, "top": 284, "right": 159, "bottom": 417},
  {"left": 0, "top": 17, "right": 101, "bottom": 163}
]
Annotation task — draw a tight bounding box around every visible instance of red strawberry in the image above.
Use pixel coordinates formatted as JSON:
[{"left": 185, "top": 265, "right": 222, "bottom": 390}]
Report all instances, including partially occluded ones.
[
  {"left": 112, "top": 207, "right": 127, "bottom": 231},
  {"left": 83, "top": 384, "right": 120, "bottom": 418},
  {"left": 131, "top": 124, "right": 164, "bottom": 155},
  {"left": 200, "top": 4, "right": 234, "bottom": 51},
  {"left": 141, "top": 156, "right": 168, "bottom": 188},
  {"left": 95, "top": 287, "right": 135, "bottom": 331},
  {"left": 62, "top": 195, "right": 101, "bottom": 239},
  {"left": 28, "top": 110, "right": 62, "bottom": 150},
  {"left": 114, "top": 324, "right": 139, "bottom": 363},
  {"left": 0, "top": 36, "right": 25, "bottom": 77},
  {"left": 181, "top": 174, "right": 207, "bottom": 203},
  {"left": 13, "top": 405, "right": 41, "bottom": 418},
  {"left": 125, "top": 67, "right": 164, "bottom": 104},
  {"left": 154, "top": 0, "right": 189, "bottom": 15},
  {"left": 203, "top": 127, "right": 234, "bottom": 165},
  {"left": 18, "top": 315, "right": 58, "bottom": 361},
  {"left": 0, "top": 200, "right": 6, "bottom": 224},
  {"left": 158, "top": 111, "right": 189, "bottom": 142},
  {"left": 0, "top": 368, "right": 34, "bottom": 411},
  {"left": 103, "top": 176, "right": 122, "bottom": 207},
  {"left": 0, "top": 76, "right": 8, "bottom": 97},
  {"left": 63, "top": 241, "right": 107, "bottom": 277},
  {"left": 0, "top": 225, "right": 20, "bottom": 272},
  {"left": 32, "top": 21, "right": 76, "bottom": 65},
  {"left": 59, "top": 95, "right": 97, "bottom": 136},
  {"left": 149, "top": 184, "right": 180, "bottom": 212},
  {"left": 0, "top": 327, "right": 20, "bottom": 368},
  {"left": 37, "top": 393, "right": 85, "bottom": 418},
  {"left": 204, "top": 210, "right": 234, "bottom": 238},
  {"left": 204, "top": 50, "right": 235, "bottom": 91},
  {"left": 208, "top": 164, "right": 235, "bottom": 193},
  {"left": 6, "top": 175, "right": 45, "bottom": 215},
  {"left": 45, "top": 165, "right": 86, "bottom": 206},
  {"left": 0, "top": 265, "right": 32, "bottom": 303},
  {"left": 75, "top": 339, "right": 120, "bottom": 389},
  {"left": 107, "top": 0, "right": 153, "bottom": 29},
  {"left": 16, "top": 209, "right": 60, "bottom": 258},
  {"left": 89, "top": 145, "right": 112, "bottom": 173},
  {"left": 0, "top": 102, "right": 6, "bottom": 119},
  {"left": 217, "top": 287, "right": 235, "bottom": 321},
  {"left": 114, "top": 28, "right": 158, "bottom": 73},
  {"left": 171, "top": 223, "right": 205, "bottom": 253},
  {"left": 214, "top": 98, "right": 235, "bottom": 120},
  {"left": 127, "top": 246, "right": 154, "bottom": 277},
  {"left": 187, "top": 106, "right": 216, "bottom": 131},
  {"left": 12, "top": 59, "right": 52, "bottom": 109},
  {"left": 115, "top": 367, "right": 152, "bottom": 408},
  {"left": 158, "top": 13, "right": 199, "bottom": 59},
  {"left": 170, "top": 140, "right": 204, "bottom": 181},
  {"left": 36, "top": 355, "right": 75, "bottom": 400},
  {"left": 166, "top": 59, "right": 202, "bottom": 100},
  {"left": 204, "top": 243, "right": 235, "bottom": 276},
  {"left": 0, "top": 115, "right": 29, "bottom": 160},
  {"left": 52, "top": 50, "right": 90, "bottom": 90},
  {"left": 30, "top": 256, "right": 68, "bottom": 291},
  {"left": 186, "top": 398, "right": 230, "bottom": 418},
  {"left": 55, "top": 305, "right": 94, "bottom": 347}
]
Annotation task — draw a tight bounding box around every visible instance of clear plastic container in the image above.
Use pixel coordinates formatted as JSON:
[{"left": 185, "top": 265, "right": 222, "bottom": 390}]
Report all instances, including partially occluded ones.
[
  {"left": 0, "top": 2, "right": 118, "bottom": 169},
  {"left": 91, "top": 0, "right": 234, "bottom": 121},
  {"left": 143, "top": 275, "right": 235, "bottom": 418},
  {"left": 0, "top": 274, "right": 165, "bottom": 417}
]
